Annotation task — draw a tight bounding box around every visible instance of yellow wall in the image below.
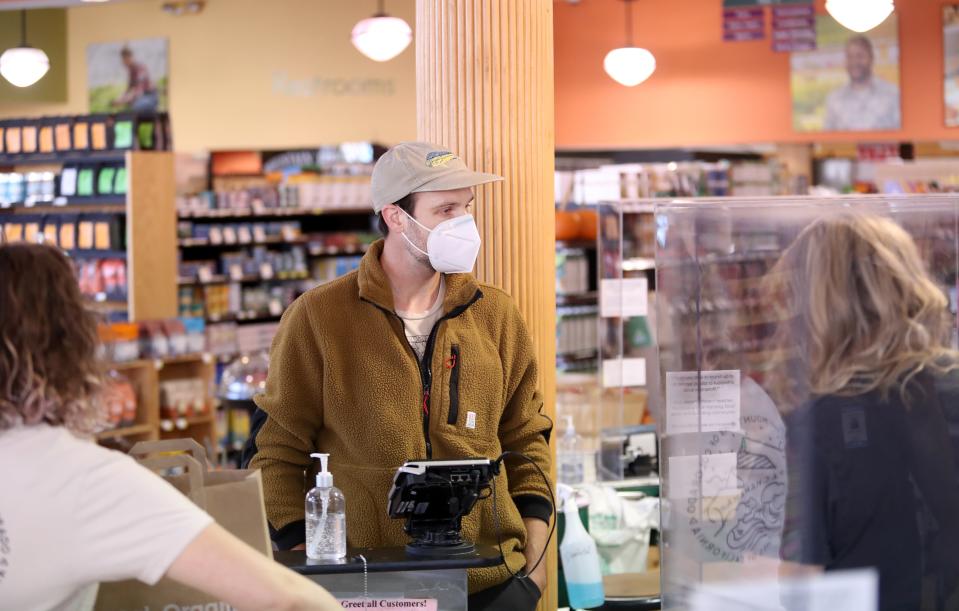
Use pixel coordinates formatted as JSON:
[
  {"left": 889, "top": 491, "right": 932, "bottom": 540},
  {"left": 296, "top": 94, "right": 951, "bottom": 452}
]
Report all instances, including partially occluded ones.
[{"left": 0, "top": 0, "right": 416, "bottom": 151}]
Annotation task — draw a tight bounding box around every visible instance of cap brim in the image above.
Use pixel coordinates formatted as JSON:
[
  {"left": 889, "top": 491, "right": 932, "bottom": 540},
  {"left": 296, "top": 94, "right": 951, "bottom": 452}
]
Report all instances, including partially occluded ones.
[{"left": 411, "top": 169, "right": 504, "bottom": 194}]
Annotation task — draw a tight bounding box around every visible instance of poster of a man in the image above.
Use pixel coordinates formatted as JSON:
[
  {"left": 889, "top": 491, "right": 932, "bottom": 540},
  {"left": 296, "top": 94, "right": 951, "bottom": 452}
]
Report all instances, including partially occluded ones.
[
  {"left": 823, "top": 35, "right": 900, "bottom": 130},
  {"left": 112, "top": 46, "right": 159, "bottom": 112},
  {"left": 87, "top": 38, "right": 168, "bottom": 113},
  {"left": 791, "top": 16, "right": 901, "bottom": 132}
]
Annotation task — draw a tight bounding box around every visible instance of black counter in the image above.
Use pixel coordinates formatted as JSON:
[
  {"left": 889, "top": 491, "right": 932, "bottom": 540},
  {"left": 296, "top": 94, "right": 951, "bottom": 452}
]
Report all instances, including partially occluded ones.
[{"left": 276, "top": 545, "right": 504, "bottom": 576}]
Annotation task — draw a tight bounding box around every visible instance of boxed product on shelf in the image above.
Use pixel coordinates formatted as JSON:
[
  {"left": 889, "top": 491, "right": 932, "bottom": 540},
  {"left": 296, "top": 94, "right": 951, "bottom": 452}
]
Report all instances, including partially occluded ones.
[
  {"left": 160, "top": 378, "right": 209, "bottom": 421},
  {"left": 236, "top": 322, "right": 280, "bottom": 355},
  {"left": 75, "top": 257, "right": 127, "bottom": 301},
  {"left": 556, "top": 249, "right": 591, "bottom": 295},
  {"left": 99, "top": 323, "right": 141, "bottom": 363},
  {"left": 181, "top": 317, "right": 207, "bottom": 353},
  {"left": 206, "top": 322, "right": 239, "bottom": 357},
  {"left": 100, "top": 372, "right": 138, "bottom": 430}
]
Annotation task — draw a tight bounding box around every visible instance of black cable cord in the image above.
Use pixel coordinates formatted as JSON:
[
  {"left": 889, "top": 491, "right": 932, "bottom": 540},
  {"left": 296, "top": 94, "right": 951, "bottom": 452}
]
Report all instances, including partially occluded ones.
[{"left": 491, "top": 450, "right": 558, "bottom": 581}]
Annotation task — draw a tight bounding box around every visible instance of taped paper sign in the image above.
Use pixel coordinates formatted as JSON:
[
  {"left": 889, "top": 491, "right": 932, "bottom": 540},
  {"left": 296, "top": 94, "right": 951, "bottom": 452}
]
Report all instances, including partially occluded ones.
[
  {"left": 666, "top": 370, "right": 741, "bottom": 435},
  {"left": 603, "top": 357, "right": 647, "bottom": 388},
  {"left": 600, "top": 278, "right": 648, "bottom": 318},
  {"left": 339, "top": 600, "right": 437, "bottom": 611}
]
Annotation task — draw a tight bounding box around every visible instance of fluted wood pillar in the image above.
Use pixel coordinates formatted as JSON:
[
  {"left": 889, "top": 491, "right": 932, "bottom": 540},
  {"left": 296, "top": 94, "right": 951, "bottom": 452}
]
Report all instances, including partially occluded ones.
[{"left": 416, "top": 1, "right": 557, "bottom": 608}]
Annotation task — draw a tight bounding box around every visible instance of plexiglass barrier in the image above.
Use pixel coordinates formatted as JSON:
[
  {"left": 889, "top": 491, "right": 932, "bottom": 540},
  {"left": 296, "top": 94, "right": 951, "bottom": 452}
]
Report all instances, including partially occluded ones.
[{"left": 654, "top": 195, "right": 959, "bottom": 611}]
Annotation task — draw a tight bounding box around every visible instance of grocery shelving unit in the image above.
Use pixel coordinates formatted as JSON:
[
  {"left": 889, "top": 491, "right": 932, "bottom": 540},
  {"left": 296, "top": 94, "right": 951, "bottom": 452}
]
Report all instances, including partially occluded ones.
[
  {"left": 176, "top": 148, "right": 379, "bottom": 339},
  {"left": 97, "top": 353, "right": 218, "bottom": 455},
  {"left": 0, "top": 150, "right": 178, "bottom": 321}
]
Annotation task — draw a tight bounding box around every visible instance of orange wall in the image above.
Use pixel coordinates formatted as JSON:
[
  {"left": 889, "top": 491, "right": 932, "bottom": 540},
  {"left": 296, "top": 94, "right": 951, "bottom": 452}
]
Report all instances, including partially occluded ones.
[{"left": 554, "top": 0, "right": 951, "bottom": 149}]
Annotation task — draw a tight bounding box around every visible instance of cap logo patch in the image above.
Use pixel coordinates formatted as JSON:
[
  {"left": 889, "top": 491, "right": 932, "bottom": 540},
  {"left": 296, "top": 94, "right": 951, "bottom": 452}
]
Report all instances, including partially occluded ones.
[{"left": 426, "top": 151, "right": 456, "bottom": 168}]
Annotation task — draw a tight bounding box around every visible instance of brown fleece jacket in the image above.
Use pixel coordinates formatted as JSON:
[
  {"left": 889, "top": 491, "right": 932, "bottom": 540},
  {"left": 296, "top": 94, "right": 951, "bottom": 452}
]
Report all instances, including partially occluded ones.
[{"left": 250, "top": 240, "right": 553, "bottom": 594}]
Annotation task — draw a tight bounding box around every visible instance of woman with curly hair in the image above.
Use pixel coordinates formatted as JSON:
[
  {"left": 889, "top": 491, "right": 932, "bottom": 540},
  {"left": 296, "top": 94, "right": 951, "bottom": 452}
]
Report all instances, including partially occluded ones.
[
  {"left": 0, "top": 243, "right": 342, "bottom": 611},
  {"left": 768, "top": 214, "right": 959, "bottom": 610}
]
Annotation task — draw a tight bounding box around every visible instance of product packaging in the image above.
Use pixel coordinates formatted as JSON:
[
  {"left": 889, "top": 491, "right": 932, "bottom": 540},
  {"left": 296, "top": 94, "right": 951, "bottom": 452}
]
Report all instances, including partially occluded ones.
[{"left": 54, "top": 116, "right": 73, "bottom": 152}]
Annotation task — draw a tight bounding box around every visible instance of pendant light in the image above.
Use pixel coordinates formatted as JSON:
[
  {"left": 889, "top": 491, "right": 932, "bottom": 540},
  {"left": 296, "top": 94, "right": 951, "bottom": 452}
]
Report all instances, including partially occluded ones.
[
  {"left": 351, "top": 0, "right": 412, "bottom": 63},
  {"left": 604, "top": 0, "right": 656, "bottom": 87},
  {"left": 826, "top": 0, "right": 894, "bottom": 33},
  {"left": 0, "top": 11, "right": 49, "bottom": 88}
]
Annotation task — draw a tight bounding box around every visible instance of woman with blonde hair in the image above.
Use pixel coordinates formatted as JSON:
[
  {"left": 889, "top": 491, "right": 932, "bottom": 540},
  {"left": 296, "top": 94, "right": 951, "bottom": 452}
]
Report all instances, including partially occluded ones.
[
  {"left": 0, "top": 243, "right": 342, "bottom": 611},
  {"left": 769, "top": 213, "right": 959, "bottom": 610}
]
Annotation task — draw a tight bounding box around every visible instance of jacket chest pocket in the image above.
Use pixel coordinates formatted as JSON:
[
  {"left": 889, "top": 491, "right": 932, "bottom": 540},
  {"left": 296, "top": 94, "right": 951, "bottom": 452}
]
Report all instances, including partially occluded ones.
[{"left": 439, "top": 342, "right": 503, "bottom": 441}]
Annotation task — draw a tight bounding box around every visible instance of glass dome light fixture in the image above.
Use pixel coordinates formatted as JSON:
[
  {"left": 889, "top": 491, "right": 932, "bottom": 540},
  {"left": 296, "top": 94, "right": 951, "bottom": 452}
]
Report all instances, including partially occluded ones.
[
  {"left": 603, "top": 0, "right": 656, "bottom": 87},
  {"left": 0, "top": 11, "right": 49, "bottom": 88},
  {"left": 351, "top": 0, "right": 412, "bottom": 63},
  {"left": 825, "top": 0, "right": 895, "bottom": 33}
]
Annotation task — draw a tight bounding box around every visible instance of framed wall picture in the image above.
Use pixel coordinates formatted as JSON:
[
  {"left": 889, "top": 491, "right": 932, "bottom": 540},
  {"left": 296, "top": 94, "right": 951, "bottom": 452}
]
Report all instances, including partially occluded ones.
[
  {"left": 87, "top": 38, "right": 168, "bottom": 113},
  {"left": 791, "top": 15, "right": 900, "bottom": 132}
]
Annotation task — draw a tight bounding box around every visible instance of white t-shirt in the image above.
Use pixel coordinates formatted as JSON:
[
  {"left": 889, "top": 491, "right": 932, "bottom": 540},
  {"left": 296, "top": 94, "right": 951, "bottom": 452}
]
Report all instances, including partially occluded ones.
[
  {"left": 0, "top": 424, "right": 214, "bottom": 611},
  {"left": 396, "top": 276, "right": 446, "bottom": 362}
]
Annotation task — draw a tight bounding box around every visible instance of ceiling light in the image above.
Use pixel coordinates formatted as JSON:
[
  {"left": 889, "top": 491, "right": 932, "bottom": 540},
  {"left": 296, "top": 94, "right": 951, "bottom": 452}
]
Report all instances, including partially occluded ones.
[
  {"left": 825, "top": 0, "right": 894, "bottom": 33},
  {"left": 351, "top": 0, "right": 412, "bottom": 62},
  {"left": 604, "top": 0, "right": 656, "bottom": 87},
  {"left": 0, "top": 11, "right": 49, "bottom": 88}
]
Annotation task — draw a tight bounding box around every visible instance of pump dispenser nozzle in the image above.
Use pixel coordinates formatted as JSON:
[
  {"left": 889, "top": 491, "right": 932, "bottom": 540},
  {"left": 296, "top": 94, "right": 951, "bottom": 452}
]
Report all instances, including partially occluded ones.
[{"left": 310, "top": 452, "right": 333, "bottom": 488}]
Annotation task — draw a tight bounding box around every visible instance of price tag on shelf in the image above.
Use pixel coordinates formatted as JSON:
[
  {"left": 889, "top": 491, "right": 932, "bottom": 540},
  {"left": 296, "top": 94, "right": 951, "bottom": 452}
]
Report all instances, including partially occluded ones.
[{"left": 260, "top": 263, "right": 274, "bottom": 280}]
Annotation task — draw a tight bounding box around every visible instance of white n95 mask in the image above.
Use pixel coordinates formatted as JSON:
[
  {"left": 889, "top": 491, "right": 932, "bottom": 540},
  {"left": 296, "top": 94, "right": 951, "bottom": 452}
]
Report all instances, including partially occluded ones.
[{"left": 401, "top": 210, "right": 482, "bottom": 273}]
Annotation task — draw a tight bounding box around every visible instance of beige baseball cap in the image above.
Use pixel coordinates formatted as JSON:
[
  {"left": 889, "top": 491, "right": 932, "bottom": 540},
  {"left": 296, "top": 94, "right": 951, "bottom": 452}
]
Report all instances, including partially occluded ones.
[{"left": 370, "top": 141, "right": 503, "bottom": 213}]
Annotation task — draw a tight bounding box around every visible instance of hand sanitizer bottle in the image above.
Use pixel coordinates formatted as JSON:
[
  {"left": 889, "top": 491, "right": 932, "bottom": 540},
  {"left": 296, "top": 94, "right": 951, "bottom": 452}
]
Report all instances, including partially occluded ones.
[
  {"left": 305, "top": 453, "right": 346, "bottom": 560},
  {"left": 558, "top": 483, "right": 605, "bottom": 609}
]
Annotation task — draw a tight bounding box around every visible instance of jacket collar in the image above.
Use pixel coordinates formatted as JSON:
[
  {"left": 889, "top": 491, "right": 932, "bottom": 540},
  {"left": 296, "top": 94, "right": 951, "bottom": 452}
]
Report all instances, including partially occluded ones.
[{"left": 358, "top": 239, "right": 482, "bottom": 314}]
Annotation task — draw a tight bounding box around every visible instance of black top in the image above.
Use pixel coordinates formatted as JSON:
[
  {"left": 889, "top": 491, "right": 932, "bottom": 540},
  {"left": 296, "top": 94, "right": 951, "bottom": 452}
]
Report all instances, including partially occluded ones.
[
  {"left": 782, "top": 370, "right": 959, "bottom": 611},
  {"left": 274, "top": 544, "right": 504, "bottom": 576}
]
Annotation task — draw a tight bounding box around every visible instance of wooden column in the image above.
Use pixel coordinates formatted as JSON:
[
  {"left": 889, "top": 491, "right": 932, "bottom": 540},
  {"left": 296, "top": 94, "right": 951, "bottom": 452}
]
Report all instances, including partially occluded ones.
[{"left": 416, "top": 1, "right": 557, "bottom": 609}]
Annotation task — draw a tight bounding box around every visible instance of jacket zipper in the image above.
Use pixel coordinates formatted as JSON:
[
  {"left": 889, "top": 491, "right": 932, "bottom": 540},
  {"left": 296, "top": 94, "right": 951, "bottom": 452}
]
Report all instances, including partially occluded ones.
[
  {"left": 447, "top": 344, "right": 461, "bottom": 425},
  {"left": 362, "top": 289, "right": 482, "bottom": 460}
]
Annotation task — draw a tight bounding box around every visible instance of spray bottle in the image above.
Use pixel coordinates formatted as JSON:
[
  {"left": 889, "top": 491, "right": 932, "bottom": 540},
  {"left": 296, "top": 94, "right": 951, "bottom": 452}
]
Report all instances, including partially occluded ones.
[
  {"left": 558, "top": 483, "right": 605, "bottom": 609},
  {"left": 558, "top": 415, "right": 586, "bottom": 486},
  {"left": 305, "top": 453, "right": 346, "bottom": 560}
]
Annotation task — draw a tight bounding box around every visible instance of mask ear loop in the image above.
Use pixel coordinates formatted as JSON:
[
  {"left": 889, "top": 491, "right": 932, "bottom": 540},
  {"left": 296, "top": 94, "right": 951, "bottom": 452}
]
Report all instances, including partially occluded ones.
[{"left": 398, "top": 207, "right": 431, "bottom": 258}]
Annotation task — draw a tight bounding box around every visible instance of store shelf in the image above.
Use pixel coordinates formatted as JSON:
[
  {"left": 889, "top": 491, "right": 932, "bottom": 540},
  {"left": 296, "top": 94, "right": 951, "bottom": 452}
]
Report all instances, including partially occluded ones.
[
  {"left": 306, "top": 243, "right": 370, "bottom": 256},
  {"left": 67, "top": 249, "right": 128, "bottom": 259},
  {"left": 95, "top": 423, "right": 154, "bottom": 440},
  {"left": 556, "top": 291, "right": 598, "bottom": 305},
  {"left": 0, "top": 196, "right": 127, "bottom": 213},
  {"left": 556, "top": 239, "right": 597, "bottom": 251},
  {"left": 557, "top": 349, "right": 599, "bottom": 360},
  {"left": 108, "top": 359, "right": 152, "bottom": 371},
  {"left": 206, "top": 310, "right": 283, "bottom": 324},
  {"left": 177, "top": 271, "right": 311, "bottom": 286},
  {"left": 0, "top": 151, "right": 128, "bottom": 166},
  {"left": 178, "top": 206, "right": 371, "bottom": 219},
  {"left": 178, "top": 235, "right": 308, "bottom": 248}
]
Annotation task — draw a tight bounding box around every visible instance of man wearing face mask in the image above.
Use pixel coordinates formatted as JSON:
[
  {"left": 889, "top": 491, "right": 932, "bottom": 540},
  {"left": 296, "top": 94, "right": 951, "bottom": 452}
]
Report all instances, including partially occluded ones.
[{"left": 250, "top": 142, "right": 553, "bottom": 611}]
